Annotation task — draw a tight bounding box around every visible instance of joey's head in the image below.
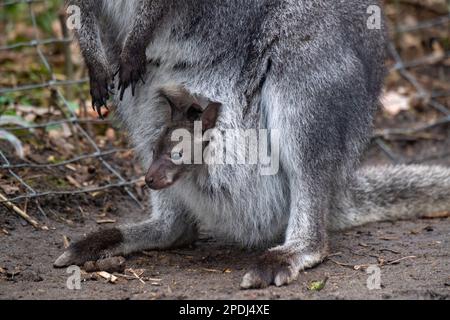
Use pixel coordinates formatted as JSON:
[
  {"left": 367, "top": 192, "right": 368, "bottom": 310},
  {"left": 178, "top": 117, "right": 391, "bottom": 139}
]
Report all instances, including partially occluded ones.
[{"left": 145, "top": 86, "right": 221, "bottom": 190}]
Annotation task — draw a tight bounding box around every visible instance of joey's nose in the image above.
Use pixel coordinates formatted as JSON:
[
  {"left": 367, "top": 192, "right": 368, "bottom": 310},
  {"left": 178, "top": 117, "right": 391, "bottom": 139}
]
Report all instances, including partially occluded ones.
[
  {"left": 146, "top": 162, "right": 176, "bottom": 190},
  {"left": 145, "top": 175, "right": 155, "bottom": 187},
  {"left": 145, "top": 170, "right": 170, "bottom": 190}
]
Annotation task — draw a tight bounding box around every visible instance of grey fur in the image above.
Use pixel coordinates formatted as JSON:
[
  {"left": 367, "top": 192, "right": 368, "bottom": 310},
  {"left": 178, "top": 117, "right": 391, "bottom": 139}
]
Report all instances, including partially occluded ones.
[
  {"left": 56, "top": 0, "right": 450, "bottom": 289},
  {"left": 67, "top": 0, "right": 167, "bottom": 112}
]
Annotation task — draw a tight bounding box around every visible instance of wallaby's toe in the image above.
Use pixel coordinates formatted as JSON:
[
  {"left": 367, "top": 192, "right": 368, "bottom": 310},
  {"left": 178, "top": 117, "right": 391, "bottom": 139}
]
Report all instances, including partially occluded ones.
[
  {"left": 54, "top": 251, "right": 75, "bottom": 268},
  {"left": 240, "top": 252, "right": 298, "bottom": 290}
]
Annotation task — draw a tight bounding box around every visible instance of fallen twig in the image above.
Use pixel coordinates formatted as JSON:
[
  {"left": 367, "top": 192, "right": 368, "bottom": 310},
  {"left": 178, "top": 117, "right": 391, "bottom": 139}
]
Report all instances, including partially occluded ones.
[
  {"left": 379, "top": 248, "right": 401, "bottom": 255},
  {"left": 63, "top": 235, "right": 71, "bottom": 249},
  {"left": 96, "top": 219, "right": 117, "bottom": 225},
  {"left": 66, "top": 175, "right": 82, "bottom": 189},
  {"left": 115, "top": 273, "right": 162, "bottom": 283},
  {"left": 0, "top": 192, "right": 40, "bottom": 229},
  {"left": 202, "top": 268, "right": 222, "bottom": 273},
  {"left": 421, "top": 211, "right": 450, "bottom": 219},
  {"left": 127, "top": 268, "right": 146, "bottom": 284},
  {"left": 386, "top": 256, "right": 417, "bottom": 265},
  {"left": 327, "top": 252, "right": 343, "bottom": 258},
  {"left": 379, "top": 235, "right": 399, "bottom": 241},
  {"left": 353, "top": 264, "right": 371, "bottom": 271},
  {"left": 327, "top": 258, "right": 355, "bottom": 269}
]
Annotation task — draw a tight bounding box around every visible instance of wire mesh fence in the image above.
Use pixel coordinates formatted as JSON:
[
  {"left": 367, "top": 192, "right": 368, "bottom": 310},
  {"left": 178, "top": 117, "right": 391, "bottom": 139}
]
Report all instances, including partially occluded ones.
[{"left": 0, "top": 0, "right": 449, "bottom": 226}]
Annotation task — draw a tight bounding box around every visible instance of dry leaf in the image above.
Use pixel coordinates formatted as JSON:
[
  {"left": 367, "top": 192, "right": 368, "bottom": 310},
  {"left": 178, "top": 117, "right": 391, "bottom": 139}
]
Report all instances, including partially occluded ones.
[
  {"left": 63, "top": 235, "right": 71, "bottom": 249},
  {"left": 66, "top": 175, "right": 82, "bottom": 189},
  {"left": 382, "top": 91, "right": 411, "bottom": 116},
  {"left": 0, "top": 183, "right": 20, "bottom": 195},
  {"left": 106, "top": 128, "right": 116, "bottom": 142},
  {"left": 97, "top": 271, "right": 118, "bottom": 283}
]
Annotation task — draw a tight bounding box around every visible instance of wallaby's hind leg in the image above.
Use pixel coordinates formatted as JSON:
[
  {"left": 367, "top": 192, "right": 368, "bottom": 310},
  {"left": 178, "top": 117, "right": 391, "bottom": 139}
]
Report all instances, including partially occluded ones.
[
  {"left": 241, "top": 44, "right": 375, "bottom": 288},
  {"left": 241, "top": 127, "right": 333, "bottom": 289},
  {"left": 54, "top": 191, "right": 198, "bottom": 267}
]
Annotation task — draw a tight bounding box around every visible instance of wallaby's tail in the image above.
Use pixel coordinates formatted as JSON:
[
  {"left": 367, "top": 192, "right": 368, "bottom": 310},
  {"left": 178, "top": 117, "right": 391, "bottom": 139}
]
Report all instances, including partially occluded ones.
[{"left": 330, "top": 165, "right": 450, "bottom": 231}]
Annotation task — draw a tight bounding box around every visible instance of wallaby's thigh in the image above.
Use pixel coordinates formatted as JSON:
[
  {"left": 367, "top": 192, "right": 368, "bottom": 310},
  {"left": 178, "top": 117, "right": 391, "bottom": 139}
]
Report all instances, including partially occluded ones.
[{"left": 240, "top": 33, "right": 378, "bottom": 288}]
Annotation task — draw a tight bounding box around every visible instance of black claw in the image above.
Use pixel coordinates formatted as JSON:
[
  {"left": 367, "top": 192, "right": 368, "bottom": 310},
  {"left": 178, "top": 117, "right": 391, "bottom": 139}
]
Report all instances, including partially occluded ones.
[
  {"left": 113, "top": 67, "right": 120, "bottom": 81},
  {"left": 96, "top": 104, "right": 105, "bottom": 119},
  {"left": 117, "top": 51, "right": 147, "bottom": 100},
  {"left": 131, "top": 80, "right": 136, "bottom": 97},
  {"left": 140, "top": 74, "right": 146, "bottom": 84},
  {"left": 120, "top": 86, "right": 126, "bottom": 101},
  {"left": 89, "top": 68, "right": 113, "bottom": 118}
]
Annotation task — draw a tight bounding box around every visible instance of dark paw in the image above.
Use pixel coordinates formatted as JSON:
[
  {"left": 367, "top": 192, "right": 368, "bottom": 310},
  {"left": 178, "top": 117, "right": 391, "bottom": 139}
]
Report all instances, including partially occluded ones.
[
  {"left": 240, "top": 250, "right": 299, "bottom": 289},
  {"left": 117, "top": 47, "right": 147, "bottom": 100},
  {"left": 54, "top": 228, "right": 123, "bottom": 268},
  {"left": 89, "top": 70, "right": 114, "bottom": 119},
  {"left": 240, "top": 246, "right": 325, "bottom": 289}
]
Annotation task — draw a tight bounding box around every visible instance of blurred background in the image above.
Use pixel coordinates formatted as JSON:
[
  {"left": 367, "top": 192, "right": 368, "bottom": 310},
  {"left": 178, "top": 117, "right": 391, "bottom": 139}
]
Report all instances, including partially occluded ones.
[{"left": 0, "top": 0, "right": 449, "bottom": 225}]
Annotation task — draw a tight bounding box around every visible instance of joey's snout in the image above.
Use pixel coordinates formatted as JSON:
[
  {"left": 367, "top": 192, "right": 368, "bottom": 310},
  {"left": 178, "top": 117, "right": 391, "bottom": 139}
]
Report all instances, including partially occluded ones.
[{"left": 145, "top": 159, "right": 177, "bottom": 190}]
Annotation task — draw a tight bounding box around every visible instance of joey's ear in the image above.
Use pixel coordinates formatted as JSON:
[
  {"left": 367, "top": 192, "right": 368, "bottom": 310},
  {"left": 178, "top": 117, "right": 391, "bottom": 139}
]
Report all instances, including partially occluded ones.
[
  {"left": 158, "top": 86, "right": 193, "bottom": 121},
  {"left": 201, "top": 102, "right": 222, "bottom": 131}
]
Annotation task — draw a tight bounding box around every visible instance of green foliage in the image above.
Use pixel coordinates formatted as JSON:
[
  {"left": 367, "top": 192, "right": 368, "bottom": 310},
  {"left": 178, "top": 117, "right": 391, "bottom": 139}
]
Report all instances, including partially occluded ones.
[
  {"left": 36, "top": 0, "right": 64, "bottom": 34},
  {"left": 0, "top": 95, "right": 14, "bottom": 107},
  {"left": 0, "top": 0, "right": 63, "bottom": 38},
  {"left": 307, "top": 278, "right": 328, "bottom": 291}
]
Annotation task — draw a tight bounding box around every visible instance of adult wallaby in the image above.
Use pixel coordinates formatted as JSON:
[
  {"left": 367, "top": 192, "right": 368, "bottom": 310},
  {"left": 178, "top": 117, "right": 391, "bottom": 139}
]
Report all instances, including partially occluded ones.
[{"left": 56, "top": 1, "right": 450, "bottom": 289}]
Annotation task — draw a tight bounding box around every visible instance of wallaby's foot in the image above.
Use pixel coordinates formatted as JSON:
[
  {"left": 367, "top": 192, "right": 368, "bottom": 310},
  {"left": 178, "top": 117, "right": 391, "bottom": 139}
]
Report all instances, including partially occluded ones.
[
  {"left": 118, "top": 46, "right": 147, "bottom": 100},
  {"left": 54, "top": 212, "right": 199, "bottom": 268},
  {"left": 240, "top": 245, "right": 327, "bottom": 289},
  {"left": 54, "top": 228, "right": 123, "bottom": 268},
  {"left": 89, "top": 66, "right": 114, "bottom": 119}
]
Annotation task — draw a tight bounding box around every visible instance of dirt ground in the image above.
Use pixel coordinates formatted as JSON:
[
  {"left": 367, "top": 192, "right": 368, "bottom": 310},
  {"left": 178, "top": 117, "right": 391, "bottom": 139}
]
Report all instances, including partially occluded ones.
[
  {"left": 1, "top": 115, "right": 450, "bottom": 300},
  {"left": 1, "top": 154, "right": 450, "bottom": 301}
]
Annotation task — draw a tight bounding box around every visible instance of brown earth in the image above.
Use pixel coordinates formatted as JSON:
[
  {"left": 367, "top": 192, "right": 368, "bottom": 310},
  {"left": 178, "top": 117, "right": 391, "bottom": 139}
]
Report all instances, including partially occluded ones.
[{"left": 1, "top": 138, "right": 449, "bottom": 300}]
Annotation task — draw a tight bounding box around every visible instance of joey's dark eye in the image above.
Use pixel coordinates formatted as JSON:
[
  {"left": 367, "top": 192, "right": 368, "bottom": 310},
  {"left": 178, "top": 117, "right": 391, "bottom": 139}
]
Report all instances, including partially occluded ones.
[
  {"left": 171, "top": 151, "right": 183, "bottom": 161},
  {"left": 186, "top": 105, "right": 202, "bottom": 121}
]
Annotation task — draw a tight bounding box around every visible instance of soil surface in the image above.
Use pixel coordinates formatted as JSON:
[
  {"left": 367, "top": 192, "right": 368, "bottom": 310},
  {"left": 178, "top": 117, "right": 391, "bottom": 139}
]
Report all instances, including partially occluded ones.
[{"left": 1, "top": 168, "right": 449, "bottom": 300}]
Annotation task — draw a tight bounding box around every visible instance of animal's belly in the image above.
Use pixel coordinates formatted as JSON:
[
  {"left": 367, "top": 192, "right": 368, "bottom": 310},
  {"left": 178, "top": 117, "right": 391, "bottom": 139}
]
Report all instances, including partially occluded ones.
[{"left": 175, "top": 170, "right": 290, "bottom": 247}]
